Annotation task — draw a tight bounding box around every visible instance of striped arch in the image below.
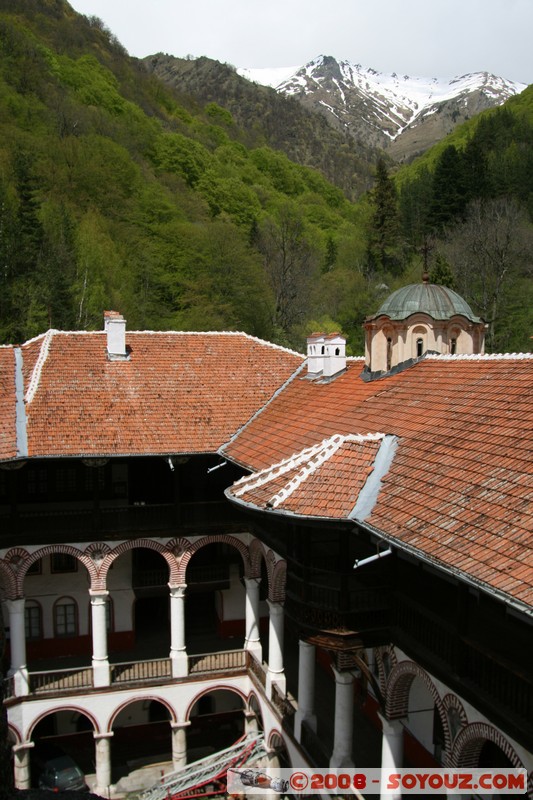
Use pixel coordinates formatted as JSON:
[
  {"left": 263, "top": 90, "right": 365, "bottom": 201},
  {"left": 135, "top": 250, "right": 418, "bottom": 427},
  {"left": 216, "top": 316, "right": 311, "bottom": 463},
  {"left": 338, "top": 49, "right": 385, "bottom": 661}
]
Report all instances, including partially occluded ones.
[
  {"left": 96, "top": 538, "right": 180, "bottom": 590},
  {"left": 0, "top": 559, "right": 17, "bottom": 599},
  {"left": 15, "top": 544, "right": 97, "bottom": 595},
  {"left": 176, "top": 534, "right": 251, "bottom": 584},
  {"left": 385, "top": 660, "right": 451, "bottom": 758},
  {"left": 373, "top": 646, "right": 398, "bottom": 700},
  {"left": 450, "top": 722, "right": 525, "bottom": 771},
  {"left": 109, "top": 695, "right": 177, "bottom": 729},
  {"left": 28, "top": 706, "right": 100, "bottom": 739},
  {"left": 442, "top": 693, "right": 468, "bottom": 747},
  {"left": 248, "top": 538, "right": 266, "bottom": 579},
  {"left": 184, "top": 683, "right": 247, "bottom": 721},
  {"left": 270, "top": 559, "right": 286, "bottom": 603}
]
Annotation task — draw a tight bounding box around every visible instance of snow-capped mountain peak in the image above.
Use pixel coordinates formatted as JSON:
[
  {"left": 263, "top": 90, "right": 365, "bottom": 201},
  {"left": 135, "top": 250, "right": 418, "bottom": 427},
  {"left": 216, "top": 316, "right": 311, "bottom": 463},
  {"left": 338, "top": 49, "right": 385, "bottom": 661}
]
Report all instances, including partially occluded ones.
[{"left": 238, "top": 56, "right": 526, "bottom": 160}]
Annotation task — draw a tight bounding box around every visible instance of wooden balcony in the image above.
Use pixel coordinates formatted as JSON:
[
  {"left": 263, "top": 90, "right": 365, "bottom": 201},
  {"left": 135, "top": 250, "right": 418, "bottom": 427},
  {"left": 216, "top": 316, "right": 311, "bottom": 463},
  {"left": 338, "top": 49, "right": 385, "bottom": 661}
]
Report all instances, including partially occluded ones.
[{"left": 1, "top": 500, "right": 244, "bottom": 545}]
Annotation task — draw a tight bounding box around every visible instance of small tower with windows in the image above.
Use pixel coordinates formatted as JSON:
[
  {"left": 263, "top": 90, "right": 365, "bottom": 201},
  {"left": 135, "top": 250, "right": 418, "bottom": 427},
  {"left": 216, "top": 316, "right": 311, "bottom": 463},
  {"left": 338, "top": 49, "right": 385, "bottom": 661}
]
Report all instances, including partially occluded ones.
[{"left": 363, "top": 274, "right": 486, "bottom": 375}]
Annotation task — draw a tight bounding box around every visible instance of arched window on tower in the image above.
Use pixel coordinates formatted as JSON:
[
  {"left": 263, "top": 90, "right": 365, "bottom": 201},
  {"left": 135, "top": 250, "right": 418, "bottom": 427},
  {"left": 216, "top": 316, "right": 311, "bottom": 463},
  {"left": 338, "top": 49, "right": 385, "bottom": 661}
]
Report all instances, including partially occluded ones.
[
  {"left": 386, "top": 337, "right": 392, "bottom": 371},
  {"left": 416, "top": 338, "right": 424, "bottom": 358}
]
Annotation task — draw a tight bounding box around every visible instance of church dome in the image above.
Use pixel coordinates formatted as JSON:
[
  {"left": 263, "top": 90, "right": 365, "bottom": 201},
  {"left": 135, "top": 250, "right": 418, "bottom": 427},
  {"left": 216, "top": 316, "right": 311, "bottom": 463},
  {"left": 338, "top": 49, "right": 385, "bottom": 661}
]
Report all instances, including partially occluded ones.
[{"left": 373, "top": 278, "right": 481, "bottom": 323}]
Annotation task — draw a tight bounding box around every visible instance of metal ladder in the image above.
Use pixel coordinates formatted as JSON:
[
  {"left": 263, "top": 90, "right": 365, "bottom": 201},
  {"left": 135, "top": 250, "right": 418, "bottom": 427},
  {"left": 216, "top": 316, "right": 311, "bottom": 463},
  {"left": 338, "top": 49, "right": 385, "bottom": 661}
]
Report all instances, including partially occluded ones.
[{"left": 142, "top": 733, "right": 268, "bottom": 800}]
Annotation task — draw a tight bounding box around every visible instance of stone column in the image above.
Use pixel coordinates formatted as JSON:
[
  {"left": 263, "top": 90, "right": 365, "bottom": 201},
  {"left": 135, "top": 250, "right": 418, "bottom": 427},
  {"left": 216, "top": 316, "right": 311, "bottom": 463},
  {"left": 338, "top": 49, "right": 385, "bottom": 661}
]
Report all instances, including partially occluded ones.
[
  {"left": 171, "top": 721, "right": 190, "bottom": 770},
  {"left": 90, "top": 590, "right": 110, "bottom": 687},
  {"left": 294, "top": 640, "right": 317, "bottom": 742},
  {"left": 244, "top": 577, "right": 262, "bottom": 660},
  {"left": 379, "top": 714, "right": 404, "bottom": 800},
  {"left": 6, "top": 598, "right": 29, "bottom": 696},
  {"left": 330, "top": 667, "right": 355, "bottom": 768},
  {"left": 13, "top": 742, "right": 34, "bottom": 790},
  {"left": 266, "top": 600, "right": 286, "bottom": 697},
  {"left": 169, "top": 584, "right": 188, "bottom": 677},
  {"left": 94, "top": 732, "right": 113, "bottom": 798}
]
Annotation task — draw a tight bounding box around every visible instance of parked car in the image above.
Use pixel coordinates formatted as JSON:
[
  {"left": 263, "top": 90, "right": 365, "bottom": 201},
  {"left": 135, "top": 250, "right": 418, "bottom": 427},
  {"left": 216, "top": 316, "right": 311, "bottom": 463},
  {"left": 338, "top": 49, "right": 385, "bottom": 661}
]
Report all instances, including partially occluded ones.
[{"left": 37, "top": 750, "right": 87, "bottom": 792}]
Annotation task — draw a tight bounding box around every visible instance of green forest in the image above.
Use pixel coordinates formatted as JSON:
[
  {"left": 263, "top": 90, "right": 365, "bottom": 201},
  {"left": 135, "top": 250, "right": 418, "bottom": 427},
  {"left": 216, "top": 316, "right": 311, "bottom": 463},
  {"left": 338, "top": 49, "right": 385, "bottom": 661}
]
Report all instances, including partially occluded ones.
[{"left": 1, "top": 0, "right": 532, "bottom": 354}]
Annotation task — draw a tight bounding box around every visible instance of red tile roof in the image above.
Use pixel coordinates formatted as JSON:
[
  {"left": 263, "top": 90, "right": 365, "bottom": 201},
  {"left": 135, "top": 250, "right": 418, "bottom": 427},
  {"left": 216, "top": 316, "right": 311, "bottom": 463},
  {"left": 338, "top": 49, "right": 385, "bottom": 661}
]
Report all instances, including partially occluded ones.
[
  {"left": 0, "top": 330, "right": 302, "bottom": 458},
  {"left": 230, "top": 433, "right": 384, "bottom": 518},
  {"left": 223, "top": 354, "right": 533, "bottom": 613},
  {"left": 0, "top": 348, "right": 17, "bottom": 460}
]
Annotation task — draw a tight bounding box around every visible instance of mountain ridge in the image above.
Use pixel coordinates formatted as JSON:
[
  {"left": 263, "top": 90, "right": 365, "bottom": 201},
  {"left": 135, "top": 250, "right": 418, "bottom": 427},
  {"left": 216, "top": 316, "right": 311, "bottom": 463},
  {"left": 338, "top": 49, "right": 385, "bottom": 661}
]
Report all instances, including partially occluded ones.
[{"left": 239, "top": 55, "right": 527, "bottom": 161}]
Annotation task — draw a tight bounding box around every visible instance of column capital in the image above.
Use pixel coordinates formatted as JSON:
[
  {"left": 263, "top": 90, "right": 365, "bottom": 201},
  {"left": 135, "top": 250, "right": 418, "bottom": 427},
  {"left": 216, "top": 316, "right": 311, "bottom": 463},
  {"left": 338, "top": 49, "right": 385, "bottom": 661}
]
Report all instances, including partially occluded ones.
[
  {"left": 89, "top": 589, "right": 109, "bottom": 600},
  {"left": 332, "top": 665, "right": 355, "bottom": 684},
  {"left": 12, "top": 741, "right": 34, "bottom": 754},
  {"left": 168, "top": 583, "right": 187, "bottom": 597},
  {"left": 378, "top": 712, "right": 404, "bottom": 737},
  {"left": 4, "top": 597, "right": 25, "bottom": 612},
  {"left": 93, "top": 731, "right": 114, "bottom": 741},
  {"left": 170, "top": 720, "right": 191, "bottom": 731},
  {"left": 266, "top": 598, "right": 283, "bottom": 615}
]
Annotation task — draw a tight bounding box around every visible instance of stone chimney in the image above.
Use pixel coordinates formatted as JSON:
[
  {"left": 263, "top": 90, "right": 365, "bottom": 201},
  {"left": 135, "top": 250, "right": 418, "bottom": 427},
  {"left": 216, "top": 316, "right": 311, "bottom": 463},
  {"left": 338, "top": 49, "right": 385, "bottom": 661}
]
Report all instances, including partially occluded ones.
[
  {"left": 104, "top": 311, "right": 127, "bottom": 360},
  {"left": 306, "top": 333, "right": 326, "bottom": 374},
  {"left": 322, "top": 333, "right": 346, "bottom": 378}
]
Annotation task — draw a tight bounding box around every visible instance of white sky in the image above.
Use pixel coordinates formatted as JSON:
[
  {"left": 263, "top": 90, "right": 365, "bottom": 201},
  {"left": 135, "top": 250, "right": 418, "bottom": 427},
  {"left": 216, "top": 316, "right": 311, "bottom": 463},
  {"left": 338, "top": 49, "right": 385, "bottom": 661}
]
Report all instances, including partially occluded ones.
[{"left": 69, "top": 0, "right": 533, "bottom": 84}]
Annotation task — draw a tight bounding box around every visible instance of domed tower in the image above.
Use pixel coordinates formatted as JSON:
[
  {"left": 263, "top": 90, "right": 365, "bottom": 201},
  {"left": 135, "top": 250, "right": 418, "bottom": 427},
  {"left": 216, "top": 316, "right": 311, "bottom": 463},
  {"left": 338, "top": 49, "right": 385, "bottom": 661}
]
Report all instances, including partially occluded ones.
[{"left": 364, "top": 275, "right": 486, "bottom": 375}]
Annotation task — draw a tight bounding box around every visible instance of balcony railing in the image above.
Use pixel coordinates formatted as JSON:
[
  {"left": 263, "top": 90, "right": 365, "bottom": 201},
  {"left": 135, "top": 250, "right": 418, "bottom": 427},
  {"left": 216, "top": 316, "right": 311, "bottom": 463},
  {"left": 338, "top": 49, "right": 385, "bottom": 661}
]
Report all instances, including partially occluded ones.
[
  {"left": 188, "top": 649, "right": 247, "bottom": 674},
  {"left": 29, "top": 665, "right": 93, "bottom": 694},
  {"left": 110, "top": 658, "right": 172, "bottom": 684},
  {"left": 6, "top": 649, "right": 255, "bottom": 700}
]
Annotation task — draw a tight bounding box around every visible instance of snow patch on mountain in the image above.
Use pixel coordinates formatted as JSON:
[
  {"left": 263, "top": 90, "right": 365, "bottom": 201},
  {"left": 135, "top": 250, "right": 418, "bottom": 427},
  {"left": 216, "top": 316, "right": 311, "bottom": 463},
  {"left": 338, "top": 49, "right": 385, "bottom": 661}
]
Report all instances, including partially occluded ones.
[{"left": 238, "top": 56, "right": 526, "bottom": 142}]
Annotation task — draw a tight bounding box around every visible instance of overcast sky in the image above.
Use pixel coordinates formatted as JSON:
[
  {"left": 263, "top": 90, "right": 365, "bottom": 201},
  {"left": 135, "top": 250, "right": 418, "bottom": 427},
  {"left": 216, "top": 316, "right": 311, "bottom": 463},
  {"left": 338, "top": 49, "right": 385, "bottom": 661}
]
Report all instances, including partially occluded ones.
[{"left": 69, "top": 0, "right": 533, "bottom": 85}]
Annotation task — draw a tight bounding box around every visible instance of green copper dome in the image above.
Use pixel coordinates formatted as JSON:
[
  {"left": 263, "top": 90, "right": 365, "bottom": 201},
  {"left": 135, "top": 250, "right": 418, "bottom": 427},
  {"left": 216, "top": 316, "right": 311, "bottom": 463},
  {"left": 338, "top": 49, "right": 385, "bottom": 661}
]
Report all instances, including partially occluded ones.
[{"left": 372, "top": 280, "right": 481, "bottom": 322}]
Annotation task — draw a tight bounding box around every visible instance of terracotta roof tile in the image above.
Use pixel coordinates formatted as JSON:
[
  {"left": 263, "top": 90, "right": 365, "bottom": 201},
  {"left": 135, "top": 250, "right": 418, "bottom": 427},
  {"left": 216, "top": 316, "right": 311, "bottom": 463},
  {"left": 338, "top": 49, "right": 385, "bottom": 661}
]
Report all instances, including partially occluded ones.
[
  {"left": 223, "top": 355, "right": 533, "bottom": 611},
  {"left": 2, "top": 331, "right": 302, "bottom": 458},
  {"left": 230, "top": 434, "right": 384, "bottom": 518},
  {"left": 0, "top": 348, "right": 17, "bottom": 460}
]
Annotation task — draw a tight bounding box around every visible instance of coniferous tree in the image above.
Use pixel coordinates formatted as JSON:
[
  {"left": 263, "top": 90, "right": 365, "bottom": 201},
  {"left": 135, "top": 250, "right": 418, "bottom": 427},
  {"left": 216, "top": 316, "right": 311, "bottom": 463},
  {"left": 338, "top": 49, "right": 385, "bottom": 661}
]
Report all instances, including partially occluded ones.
[
  {"left": 366, "top": 158, "right": 403, "bottom": 275},
  {"left": 428, "top": 145, "right": 468, "bottom": 231}
]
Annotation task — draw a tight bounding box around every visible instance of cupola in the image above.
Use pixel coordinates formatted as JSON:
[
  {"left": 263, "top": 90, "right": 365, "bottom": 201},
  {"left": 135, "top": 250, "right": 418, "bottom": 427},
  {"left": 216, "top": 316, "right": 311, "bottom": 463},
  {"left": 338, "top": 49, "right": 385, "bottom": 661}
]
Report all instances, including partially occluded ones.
[{"left": 364, "top": 275, "right": 486, "bottom": 375}]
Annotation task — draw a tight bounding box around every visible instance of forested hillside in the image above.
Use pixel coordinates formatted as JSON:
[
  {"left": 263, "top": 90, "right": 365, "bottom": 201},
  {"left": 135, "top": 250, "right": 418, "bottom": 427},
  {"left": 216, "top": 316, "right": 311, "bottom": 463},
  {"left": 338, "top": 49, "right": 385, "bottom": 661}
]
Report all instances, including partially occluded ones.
[
  {"left": 0, "top": 0, "right": 378, "bottom": 351},
  {"left": 0, "top": 0, "right": 532, "bottom": 355},
  {"left": 389, "top": 88, "right": 533, "bottom": 351},
  {"left": 144, "top": 54, "right": 380, "bottom": 201}
]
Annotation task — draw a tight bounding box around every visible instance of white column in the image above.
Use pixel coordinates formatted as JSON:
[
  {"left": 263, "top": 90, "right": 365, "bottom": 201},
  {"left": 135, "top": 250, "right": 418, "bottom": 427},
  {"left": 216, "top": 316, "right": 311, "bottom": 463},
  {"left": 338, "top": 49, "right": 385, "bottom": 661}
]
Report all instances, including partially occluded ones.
[
  {"left": 171, "top": 721, "right": 190, "bottom": 769},
  {"left": 294, "top": 640, "right": 316, "bottom": 742},
  {"left": 90, "top": 590, "right": 110, "bottom": 687},
  {"left": 6, "top": 598, "right": 29, "bottom": 696},
  {"left": 379, "top": 714, "right": 403, "bottom": 800},
  {"left": 13, "top": 742, "right": 33, "bottom": 789},
  {"left": 330, "top": 667, "right": 355, "bottom": 768},
  {"left": 244, "top": 577, "right": 262, "bottom": 660},
  {"left": 169, "top": 584, "right": 188, "bottom": 677},
  {"left": 94, "top": 732, "right": 113, "bottom": 797},
  {"left": 266, "top": 600, "right": 286, "bottom": 698}
]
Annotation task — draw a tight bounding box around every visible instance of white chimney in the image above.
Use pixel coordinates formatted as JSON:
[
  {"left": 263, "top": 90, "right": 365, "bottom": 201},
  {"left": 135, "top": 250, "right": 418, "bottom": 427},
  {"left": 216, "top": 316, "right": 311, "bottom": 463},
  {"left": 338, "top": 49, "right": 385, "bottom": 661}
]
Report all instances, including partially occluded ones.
[
  {"left": 306, "top": 333, "right": 326, "bottom": 374},
  {"left": 104, "top": 311, "right": 127, "bottom": 359},
  {"left": 322, "top": 333, "right": 346, "bottom": 377}
]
